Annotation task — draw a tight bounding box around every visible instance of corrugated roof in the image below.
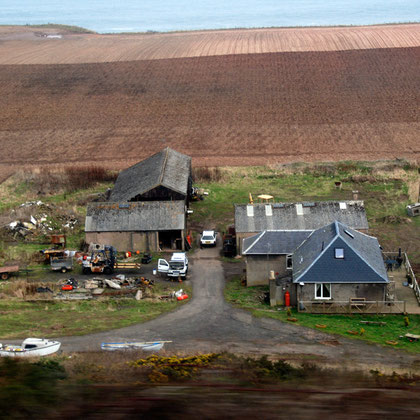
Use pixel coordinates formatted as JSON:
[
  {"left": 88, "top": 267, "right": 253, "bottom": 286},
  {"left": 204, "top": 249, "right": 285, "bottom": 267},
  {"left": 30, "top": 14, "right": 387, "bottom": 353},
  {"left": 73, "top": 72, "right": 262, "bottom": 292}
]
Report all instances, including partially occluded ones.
[
  {"left": 85, "top": 201, "right": 186, "bottom": 232},
  {"left": 292, "top": 221, "right": 388, "bottom": 284},
  {"left": 235, "top": 201, "right": 368, "bottom": 233},
  {"left": 243, "top": 230, "right": 313, "bottom": 255},
  {"left": 110, "top": 148, "right": 191, "bottom": 202}
]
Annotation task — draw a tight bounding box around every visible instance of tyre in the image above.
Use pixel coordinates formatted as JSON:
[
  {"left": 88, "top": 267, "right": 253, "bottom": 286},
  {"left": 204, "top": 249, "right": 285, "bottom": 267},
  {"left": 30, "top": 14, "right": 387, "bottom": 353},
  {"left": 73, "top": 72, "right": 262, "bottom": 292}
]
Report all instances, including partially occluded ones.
[
  {"left": 1, "top": 273, "right": 9, "bottom": 280},
  {"left": 61, "top": 267, "right": 67, "bottom": 273},
  {"left": 103, "top": 266, "right": 112, "bottom": 275},
  {"left": 82, "top": 267, "right": 91, "bottom": 275}
]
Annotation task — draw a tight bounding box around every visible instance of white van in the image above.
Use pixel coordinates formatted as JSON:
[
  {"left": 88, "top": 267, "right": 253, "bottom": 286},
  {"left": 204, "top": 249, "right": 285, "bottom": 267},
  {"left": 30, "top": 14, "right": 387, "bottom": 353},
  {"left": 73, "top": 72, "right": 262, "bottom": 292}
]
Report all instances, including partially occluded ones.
[{"left": 158, "top": 253, "right": 189, "bottom": 279}]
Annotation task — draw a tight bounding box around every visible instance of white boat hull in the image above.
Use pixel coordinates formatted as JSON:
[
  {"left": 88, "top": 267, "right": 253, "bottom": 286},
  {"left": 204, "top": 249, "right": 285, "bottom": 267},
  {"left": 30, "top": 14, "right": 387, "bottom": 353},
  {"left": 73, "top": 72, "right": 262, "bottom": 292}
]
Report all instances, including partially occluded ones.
[
  {"left": 0, "top": 339, "right": 61, "bottom": 357},
  {"left": 101, "top": 342, "right": 164, "bottom": 352}
]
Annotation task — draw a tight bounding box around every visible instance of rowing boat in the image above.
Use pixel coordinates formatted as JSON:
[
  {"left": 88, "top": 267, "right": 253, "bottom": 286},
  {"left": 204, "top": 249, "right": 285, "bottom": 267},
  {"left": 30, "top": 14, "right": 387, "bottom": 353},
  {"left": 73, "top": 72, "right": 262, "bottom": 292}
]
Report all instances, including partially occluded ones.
[{"left": 101, "top": 341, "right": 170, "bottom": 352}]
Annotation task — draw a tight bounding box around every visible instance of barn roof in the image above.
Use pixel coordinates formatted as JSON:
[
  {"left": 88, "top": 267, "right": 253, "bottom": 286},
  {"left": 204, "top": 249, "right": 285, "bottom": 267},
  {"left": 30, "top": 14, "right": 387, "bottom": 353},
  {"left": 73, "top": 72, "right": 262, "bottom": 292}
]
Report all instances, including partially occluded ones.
[
  {"left": 110, "top": 147, "right": 191, "bottom": 202},
  {"left": 85, "top": 201, "right": 186, "bottom": 232},
  {"left": 292, "top": 221, "right": 388, "bottom": 284},
  {"left": 242, "top": 230, "right": 313, "bottom": 255},
  {"left": 235, "top": 201, "right": 368, "bottom": 233}
]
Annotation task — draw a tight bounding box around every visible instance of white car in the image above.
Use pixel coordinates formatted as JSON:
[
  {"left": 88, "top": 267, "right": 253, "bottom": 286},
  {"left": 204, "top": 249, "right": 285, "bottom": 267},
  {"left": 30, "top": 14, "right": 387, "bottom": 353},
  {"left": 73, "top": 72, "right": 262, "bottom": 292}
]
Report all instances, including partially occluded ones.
[{"left": 200, "top": 230, "right": 217, "bottom": 247}]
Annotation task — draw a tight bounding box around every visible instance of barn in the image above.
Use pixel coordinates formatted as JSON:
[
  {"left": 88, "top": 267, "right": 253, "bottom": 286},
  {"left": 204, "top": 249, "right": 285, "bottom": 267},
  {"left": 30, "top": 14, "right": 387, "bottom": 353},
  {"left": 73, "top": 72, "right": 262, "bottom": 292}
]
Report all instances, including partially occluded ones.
[{"left": 85, "top": 147, "right": 192, "bottom": 252}]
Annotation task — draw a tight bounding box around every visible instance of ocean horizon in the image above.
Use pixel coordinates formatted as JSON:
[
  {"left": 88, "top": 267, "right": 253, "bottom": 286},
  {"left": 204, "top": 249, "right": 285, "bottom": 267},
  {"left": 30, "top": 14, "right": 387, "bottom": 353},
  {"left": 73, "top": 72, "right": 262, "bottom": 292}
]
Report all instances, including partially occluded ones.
[{"left": 1, "top": 0, "right": 420, "bottom": 33}]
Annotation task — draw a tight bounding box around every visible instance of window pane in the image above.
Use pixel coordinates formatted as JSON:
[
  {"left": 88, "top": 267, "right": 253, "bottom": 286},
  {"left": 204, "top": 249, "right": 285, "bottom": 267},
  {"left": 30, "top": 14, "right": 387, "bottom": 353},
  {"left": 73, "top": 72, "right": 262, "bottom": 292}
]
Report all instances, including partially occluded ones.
[
  {"left": 335, "top": 248, "right": 344, "bottom": 259},
  {"left": 316, "top": 284, "right": 322, "bottom": 297},
  {"left": 323, "top": 284, "right": 331, "bottom": 298}
]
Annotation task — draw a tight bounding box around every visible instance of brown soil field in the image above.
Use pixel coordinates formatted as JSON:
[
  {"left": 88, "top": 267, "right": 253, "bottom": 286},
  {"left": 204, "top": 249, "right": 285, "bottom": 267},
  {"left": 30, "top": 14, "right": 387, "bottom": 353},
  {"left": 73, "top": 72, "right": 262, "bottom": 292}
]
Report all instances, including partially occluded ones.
[
  {"left": 1, "top": 24, "right": 420, "bottom": 64},
  {"left": 0, "top": 46, "right": 419, "bottom": 177}
]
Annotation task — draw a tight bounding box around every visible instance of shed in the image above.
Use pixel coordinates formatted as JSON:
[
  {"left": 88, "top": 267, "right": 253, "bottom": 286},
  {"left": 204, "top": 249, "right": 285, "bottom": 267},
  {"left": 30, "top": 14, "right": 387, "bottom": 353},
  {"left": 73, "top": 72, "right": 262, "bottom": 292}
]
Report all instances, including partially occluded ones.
[
  {"left": 110, "top": 147, "right": 192, "bottom": 203},
  {"left": 234, "top": 200, "right": 369, "bottom": 253},
  {"left": 85, "top": 201, "right": 186, "bottom": 252}
]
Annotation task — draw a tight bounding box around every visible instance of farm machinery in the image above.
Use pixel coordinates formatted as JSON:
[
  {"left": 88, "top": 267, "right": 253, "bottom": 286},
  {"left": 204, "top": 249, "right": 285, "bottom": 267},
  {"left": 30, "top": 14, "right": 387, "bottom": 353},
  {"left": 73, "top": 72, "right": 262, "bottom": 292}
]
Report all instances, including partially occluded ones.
[{"left": 82, "top": 245, "right": 141, "bottom": 275}]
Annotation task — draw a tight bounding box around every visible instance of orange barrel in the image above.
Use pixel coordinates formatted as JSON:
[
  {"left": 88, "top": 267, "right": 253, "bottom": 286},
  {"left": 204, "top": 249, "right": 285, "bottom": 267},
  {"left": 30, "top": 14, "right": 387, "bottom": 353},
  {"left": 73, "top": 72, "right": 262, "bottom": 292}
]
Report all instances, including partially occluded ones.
[{"left": 285, "top": 291, "right": 290, "bottom": 307}]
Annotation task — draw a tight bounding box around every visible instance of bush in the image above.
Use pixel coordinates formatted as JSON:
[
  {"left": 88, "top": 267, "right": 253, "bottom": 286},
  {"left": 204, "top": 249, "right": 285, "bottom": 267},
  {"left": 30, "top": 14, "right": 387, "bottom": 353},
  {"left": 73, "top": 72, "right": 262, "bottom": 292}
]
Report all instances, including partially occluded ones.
[
  {"left": 192, "top": 167, "right": 223, "bottom": 182},
  {"left": 0, "top": 358, "right": 66, "bottom": 417}
]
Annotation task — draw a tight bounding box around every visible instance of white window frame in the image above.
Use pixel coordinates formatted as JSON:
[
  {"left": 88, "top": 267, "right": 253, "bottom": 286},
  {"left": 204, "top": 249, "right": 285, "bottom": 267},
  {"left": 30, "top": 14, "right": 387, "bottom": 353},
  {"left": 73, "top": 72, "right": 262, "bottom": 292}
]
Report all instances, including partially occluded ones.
[
  {"left": 286, "top": 254, "right": 293, "bottom": 270},
  {"left": 314, "top": 283, "right": 332, "bottom": 300}
]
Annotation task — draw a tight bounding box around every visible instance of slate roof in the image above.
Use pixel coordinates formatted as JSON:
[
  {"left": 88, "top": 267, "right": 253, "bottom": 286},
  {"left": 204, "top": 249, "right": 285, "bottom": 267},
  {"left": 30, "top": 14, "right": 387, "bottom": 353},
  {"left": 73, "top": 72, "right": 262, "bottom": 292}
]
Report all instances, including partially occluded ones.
[
  {"left": 85, "top": 201, "right": 186, "bottom": 232},
  {"left": 235, "top": 201, "right": 368, "bottom": 233},
  {"left": 242, "top": 230, "right": 313, "bottom": 255},
  {"left": 110, "top": 148, "right": 191, "bottom": 202},
  {"left": 292, "top": 221, "right": 388, "bottom": 284}
]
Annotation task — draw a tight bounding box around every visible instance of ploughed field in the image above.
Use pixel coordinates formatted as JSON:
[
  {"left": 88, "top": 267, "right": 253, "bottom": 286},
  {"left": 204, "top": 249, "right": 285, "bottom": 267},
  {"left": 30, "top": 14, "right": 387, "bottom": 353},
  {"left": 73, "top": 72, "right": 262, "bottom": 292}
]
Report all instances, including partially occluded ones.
[
  {"left": 0, "top": 46, "right": 419, "bottom": 176},
  {"left": 1, "top": 24, "right": 420, "bottom": 64}
]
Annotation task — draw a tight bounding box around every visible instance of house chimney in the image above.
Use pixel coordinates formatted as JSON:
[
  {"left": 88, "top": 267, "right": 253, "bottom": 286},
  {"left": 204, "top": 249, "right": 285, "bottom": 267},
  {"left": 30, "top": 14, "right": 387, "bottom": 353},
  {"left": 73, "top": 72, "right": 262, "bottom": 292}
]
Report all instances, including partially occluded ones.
[{"left": 352, "top": 190, "right": 359, "bottom": 200}]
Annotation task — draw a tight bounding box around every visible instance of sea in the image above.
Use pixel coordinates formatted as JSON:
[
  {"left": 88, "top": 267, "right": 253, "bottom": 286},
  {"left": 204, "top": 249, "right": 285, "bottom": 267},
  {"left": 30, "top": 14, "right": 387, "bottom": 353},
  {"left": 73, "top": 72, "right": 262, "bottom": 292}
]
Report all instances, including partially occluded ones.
[{"left": 0, "top": 0, "right": 419, "bottom": 33}]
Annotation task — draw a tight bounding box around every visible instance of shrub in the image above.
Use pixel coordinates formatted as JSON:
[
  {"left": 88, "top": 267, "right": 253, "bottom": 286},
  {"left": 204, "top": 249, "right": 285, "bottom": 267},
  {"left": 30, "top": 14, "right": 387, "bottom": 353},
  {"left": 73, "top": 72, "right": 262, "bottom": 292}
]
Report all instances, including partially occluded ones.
[{"left": 192, "top": 167, "right": 223, "bottom": 182}]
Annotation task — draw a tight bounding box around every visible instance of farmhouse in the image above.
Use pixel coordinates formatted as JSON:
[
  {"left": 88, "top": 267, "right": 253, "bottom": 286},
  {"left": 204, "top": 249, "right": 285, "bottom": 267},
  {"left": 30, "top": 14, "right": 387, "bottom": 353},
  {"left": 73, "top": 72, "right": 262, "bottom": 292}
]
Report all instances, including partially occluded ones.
[
  {"left": 85, "top": 147, "right": 192, "bottom": 252},
  {"left": 269, "top": 221, "right": 389, "bottom": 310},
  {"left": 242, "top": 230, "right": 312, "bottom": 286},
  {"left": 235, "top": 200, "right": 368, "bottom": 254},
  {"left": 110, "top": 147, "right": 192, "bottom": 203},
  {"left": 85, "top": 201, "right": 187, "bottom": 252}
]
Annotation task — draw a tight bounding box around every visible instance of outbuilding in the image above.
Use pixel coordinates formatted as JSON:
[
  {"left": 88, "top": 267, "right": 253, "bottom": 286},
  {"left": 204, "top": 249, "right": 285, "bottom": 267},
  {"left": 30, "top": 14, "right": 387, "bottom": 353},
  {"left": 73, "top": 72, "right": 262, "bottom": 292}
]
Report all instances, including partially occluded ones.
[
  {"left": 85, "top": 201, "right": 187, "bottom": 252},
  {"left": 235, "top": 200, "right": 369, "bottom": 254},
  {"left": 242, "top": 230, "right": 312, "bottom": 286}
]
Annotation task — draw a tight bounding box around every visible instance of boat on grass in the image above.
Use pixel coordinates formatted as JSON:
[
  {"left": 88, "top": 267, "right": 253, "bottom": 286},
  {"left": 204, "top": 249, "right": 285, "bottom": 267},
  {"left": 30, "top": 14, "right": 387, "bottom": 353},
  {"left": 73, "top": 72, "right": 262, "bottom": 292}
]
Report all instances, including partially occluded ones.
[
  {"left": 101, "top": 341, "right": 170, "bottom": 352},
  {"left": 0, "top": 338, "right": 61, "bottom": 357}
]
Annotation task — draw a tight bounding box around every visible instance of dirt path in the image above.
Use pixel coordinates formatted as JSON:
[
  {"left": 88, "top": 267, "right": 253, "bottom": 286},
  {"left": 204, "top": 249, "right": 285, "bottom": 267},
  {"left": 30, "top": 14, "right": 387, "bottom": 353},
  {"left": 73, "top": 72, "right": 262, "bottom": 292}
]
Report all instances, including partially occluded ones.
[{"left": 59, "top": 244, "right": 420, "bottom": 371}]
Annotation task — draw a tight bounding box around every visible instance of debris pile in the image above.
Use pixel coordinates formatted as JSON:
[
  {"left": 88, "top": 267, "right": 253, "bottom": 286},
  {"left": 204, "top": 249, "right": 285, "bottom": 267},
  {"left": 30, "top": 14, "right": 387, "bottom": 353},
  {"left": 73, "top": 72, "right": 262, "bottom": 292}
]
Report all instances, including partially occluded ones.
[
  {"left": 3, "top": 201, "right": 79, "bottom": 241},
  {"left": 54, "top": 275, "right": 157, "bottom": 300}
]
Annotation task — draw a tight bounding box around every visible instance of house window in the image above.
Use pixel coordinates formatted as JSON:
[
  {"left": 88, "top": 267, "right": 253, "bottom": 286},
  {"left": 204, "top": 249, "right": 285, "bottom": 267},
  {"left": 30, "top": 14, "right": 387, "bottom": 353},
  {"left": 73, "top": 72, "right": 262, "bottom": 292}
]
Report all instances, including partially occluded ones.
[
  {"left": 335, "top": 248, "right": 344, "bottom": 259},
  {"left": 286, "top": 254, "right": 293, "bottom": 270},
  {"left": 315, "top": 283, "right": 331, "bottom": 299}
]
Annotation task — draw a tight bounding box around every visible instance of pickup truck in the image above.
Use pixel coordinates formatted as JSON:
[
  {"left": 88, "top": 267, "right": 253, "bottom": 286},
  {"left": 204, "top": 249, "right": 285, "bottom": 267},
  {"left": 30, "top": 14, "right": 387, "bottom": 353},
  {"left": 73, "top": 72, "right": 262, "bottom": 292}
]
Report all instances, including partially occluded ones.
[{"left": 157, "top": 253, "right": 189, "bottom": 279}]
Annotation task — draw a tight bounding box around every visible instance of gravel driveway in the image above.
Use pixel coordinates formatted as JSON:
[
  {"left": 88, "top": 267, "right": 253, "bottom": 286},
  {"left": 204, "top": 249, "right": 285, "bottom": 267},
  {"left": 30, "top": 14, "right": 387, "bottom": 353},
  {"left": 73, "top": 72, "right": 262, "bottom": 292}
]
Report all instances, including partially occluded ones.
[{"left": 59, "top": 244, "right": 420, "bottom": 371}]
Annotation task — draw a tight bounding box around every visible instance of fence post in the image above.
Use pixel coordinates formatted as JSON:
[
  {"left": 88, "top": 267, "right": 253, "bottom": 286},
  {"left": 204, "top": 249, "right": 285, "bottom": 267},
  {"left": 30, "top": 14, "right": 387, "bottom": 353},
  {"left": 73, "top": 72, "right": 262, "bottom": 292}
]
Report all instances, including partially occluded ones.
[
  {"left": 404, "top": 301, "right": 406, "bottom": 314},
  {"left": 376, "top": 301, "right": 379, "bottom": 315}
]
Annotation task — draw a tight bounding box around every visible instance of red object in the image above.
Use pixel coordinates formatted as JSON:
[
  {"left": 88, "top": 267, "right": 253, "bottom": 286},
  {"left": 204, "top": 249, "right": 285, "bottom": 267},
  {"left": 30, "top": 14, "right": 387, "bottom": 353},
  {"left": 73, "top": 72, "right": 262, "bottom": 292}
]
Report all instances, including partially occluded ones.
[
  {"left": 186, "top": 235, "right": 192, "bottom": 245},
  {"left": 62, "top": 285, "right": 73, "bottom": 291},
  {"left": 83, "top": 255, "right": 87, "bottom": 260},
  {"left": 284, "top": 291, "right": 290, "bottom": 307},
  {"left": 177, "top": 294, "right": 189, "bottom": 301}
]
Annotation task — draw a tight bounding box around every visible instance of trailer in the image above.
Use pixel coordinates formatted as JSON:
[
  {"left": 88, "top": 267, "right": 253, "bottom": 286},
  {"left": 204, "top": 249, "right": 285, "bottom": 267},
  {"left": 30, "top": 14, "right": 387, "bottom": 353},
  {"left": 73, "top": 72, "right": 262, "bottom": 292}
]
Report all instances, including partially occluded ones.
[
  {"left": 0, "top": 265, "right": 19, "bottom": 280},
  {"left": 50, "top": 257, "right": 73, "bottom": 273}
]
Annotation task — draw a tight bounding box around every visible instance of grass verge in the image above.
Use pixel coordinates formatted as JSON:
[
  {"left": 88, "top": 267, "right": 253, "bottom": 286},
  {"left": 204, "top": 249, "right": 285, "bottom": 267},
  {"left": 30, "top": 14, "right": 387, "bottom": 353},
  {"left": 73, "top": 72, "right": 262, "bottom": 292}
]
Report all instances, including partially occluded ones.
[{"left": 225, "top": 275, "right": 420, "bottom": 353}]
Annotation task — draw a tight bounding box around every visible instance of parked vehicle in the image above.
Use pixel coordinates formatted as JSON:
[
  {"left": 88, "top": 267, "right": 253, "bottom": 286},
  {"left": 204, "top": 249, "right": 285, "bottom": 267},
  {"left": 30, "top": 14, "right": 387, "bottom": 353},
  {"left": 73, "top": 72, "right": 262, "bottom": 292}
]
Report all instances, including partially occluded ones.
[
  {"left": 0, "top": 265, "right": 19, "bottom": 280},
  {"left": 200, "top": 230, "right": 217, "bottom": 247},
  {"left": 82, "top": 245, "right": 141, "bottom": 275},
  {"left": 0, "top": 338, "right": 61, "bottom": 357},
  {"left": 51, "top": 256, "right": 73, "bottom": 273},
  {"left": 222, "top": 226, "right": 237, "bottom": 257},
  {"left": 158, "top": 252, "right": 189, "bottom": 279}
]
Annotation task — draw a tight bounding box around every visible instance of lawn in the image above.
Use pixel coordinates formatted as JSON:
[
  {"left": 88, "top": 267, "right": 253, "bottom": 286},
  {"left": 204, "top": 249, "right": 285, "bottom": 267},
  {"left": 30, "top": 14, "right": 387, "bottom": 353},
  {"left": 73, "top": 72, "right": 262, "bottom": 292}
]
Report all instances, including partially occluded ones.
[
  {"left": 0, "top": 282, "right": 191, "bottom": 339},
  {"left": 225, "top": 275, "right": 420, "bottom": 353}
]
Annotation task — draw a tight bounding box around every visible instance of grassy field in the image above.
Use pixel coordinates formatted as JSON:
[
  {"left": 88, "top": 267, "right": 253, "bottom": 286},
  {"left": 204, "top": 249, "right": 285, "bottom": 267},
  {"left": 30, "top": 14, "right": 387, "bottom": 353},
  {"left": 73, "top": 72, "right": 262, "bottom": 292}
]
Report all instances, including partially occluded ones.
[
  {"left": 190, "top": 161, "right": 420, "bottom": 264},
  {"left": 0, "top": 282, "right": 191, "bottom": 339},
  {"left": 225, "top": 275, "right": 420, "bottom": 353}
]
